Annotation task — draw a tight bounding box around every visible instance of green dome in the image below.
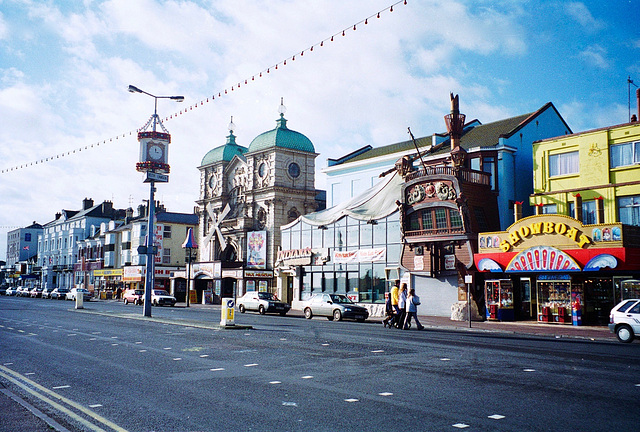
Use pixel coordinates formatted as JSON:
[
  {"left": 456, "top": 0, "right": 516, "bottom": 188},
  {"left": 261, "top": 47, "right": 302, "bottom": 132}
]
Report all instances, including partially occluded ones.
[
  {"left": 201, "top": 132, "right": 247, "bottom": 166},
  {"left": 247, "top": 115, "right": 315, "bottom": 153}
]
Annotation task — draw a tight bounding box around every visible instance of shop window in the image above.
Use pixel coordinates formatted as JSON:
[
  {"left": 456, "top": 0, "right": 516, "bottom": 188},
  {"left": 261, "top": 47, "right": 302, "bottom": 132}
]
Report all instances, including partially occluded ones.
[
  {"left": 610, "top": 141, "right": 640, "bottom": 168},
  {"left": 569, "top": 200, "right": 597, "bottom": 224},
  {"left": 549, "top": 151, "right": 579, "bottom": 176},
  {"left": 336, "top": 272, "right": 347, "bottom": 294},
  {"left": 618, "top": 195, "right": 640, "bottom": 226}
]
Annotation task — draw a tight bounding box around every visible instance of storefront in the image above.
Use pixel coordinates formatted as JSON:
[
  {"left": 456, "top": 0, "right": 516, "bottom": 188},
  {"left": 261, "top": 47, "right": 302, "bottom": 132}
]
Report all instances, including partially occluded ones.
[
  {"left": 93, "top": 269, "right": 123, "bottom": 299},
  {"left": 475, "top": 214, "right": 640, "bottom": 325},
  {"left": 123, "top": 265, "right": 181, "bottom": 293}
]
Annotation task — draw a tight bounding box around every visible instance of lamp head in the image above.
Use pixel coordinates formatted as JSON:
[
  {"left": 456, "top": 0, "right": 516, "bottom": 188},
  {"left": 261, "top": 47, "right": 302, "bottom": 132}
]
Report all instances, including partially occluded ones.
[
  {"left": 128, "top": 85, "right": 142, "bottom": 94},
  {"left": 171, "top": 96, "right": 185, "bottom": 102}
]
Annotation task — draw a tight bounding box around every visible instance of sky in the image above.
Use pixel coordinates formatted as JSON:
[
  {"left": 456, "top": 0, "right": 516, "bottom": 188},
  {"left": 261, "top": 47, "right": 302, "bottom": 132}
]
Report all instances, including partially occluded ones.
[{"left": 1, "top": 0, "right": 639, "bottom": 259}]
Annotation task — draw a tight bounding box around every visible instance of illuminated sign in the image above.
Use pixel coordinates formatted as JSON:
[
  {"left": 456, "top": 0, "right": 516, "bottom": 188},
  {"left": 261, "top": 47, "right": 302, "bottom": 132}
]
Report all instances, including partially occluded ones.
[{"left": 499, "top": 219, "right": 591, "bottom": 252}]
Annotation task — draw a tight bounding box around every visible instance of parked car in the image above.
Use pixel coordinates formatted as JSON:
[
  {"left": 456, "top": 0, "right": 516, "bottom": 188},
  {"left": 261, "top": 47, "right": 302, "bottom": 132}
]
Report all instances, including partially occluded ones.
[
  {"left": 151, "top": 290, "right": 176, "bottom": 306},
  {"left": 4, "top": 287, "right": 16, "bottom": 296},
  {"left": 237, "top": 291, "right": 291, "bottom": 316},
  {"left": 50, "top": 288, "right": 70, "bottom": 300},
  {"left": 30, "top": 287, "right": 44, "bottom": 298},
  {"left": 303, "top": 293, "right": 369, "bottom": 322},
  {"left": 17, "top": 287, "right": 31, "bottom": 297},
  {"left": 42, "top": 287, "right": 56, "bottom": 299},
  {"left": 123, "top": 289, "right": 144, "bottom": 305},
  {"left": 609, "top": 299, "right": 640, "bottom": 343},
  {"left": 66, "top": 288, "right": 91, "bottom": 302}
]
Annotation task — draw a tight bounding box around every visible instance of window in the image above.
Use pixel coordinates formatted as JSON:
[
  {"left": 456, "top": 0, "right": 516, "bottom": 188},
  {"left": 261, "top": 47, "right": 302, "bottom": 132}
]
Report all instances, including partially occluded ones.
[
  {"left": 163, "top": 248, "right": 171, "bottom": 264},
  {"left": 542, "top": 204, "right": 557, "bottom": 214},
  {"left": 619, "top": 195, "right": 640, "bottom": 226},
  {"left": 408, "top": 207, "right": 464, "bottom": 234},
  {"left": 549, "top": 151, "right": 579, "bottom": 176},
  {"left": 569, "top": 200, "right": 597, "bottom": 224},
  {"left": 610, "top": 141, "right": 640, "bottom": 168},
  {"left": 163, "top": 226, "right": 172, "bottom": 238},
  {"left": 25, "top": 233, "right": 31, "bottom": 242},
  {"left": 483, "top": 157, "right": 496, "bottom": 190}
]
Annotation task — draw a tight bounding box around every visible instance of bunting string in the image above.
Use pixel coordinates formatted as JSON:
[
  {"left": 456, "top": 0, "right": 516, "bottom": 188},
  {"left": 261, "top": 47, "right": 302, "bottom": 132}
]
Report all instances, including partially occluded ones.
[{"left": 1, "top": 0, "right": 408, "bottom": 175}]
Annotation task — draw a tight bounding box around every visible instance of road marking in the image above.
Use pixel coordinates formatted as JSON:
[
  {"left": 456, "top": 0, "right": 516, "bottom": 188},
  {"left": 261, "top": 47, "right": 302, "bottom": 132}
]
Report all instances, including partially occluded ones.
[
  {"left": 200, "top": 354, "right": 209, "bottom": 358},
  {"left": 523, "top": 369, "right": 536, "bottom": 372},
  {"left": 488, "top": 414, "right": 505, "bottom": 420},
  {"left": 371, "top": 350, "right": 385, "bottom": 353},
  {"left": 25, "top": 372, "right": 35, "bottom": 376},
  {"left": 3, "top": 363, "right": 13, "bottom": 366},
  {"left": 452, "top": 423, "right": 470, "bottom": 429},
  {"left": 280, "top": 338, "right": 287, "bottom": 341},
  {"left": 17, "top": 329, "right": 25, "bottom": 333},
  {"left": 210, "top": 368, "right": 225, "bottom": 371},
  {"left": 68, "top": 334, "right": 77, "bottom": 337},
  {"left": 270, "top": 381, "right": 281, "bottom": 384},
  {"left": 378, "top": 392, "right": 393, "bottom": 396},
  {"left": 135, "top": 342, "right": 142, "bottom": 344},
  {"left": 301, "top": 376, "right": 313, "bottom": 379},
  {"left": 282, "top": 402, "right": 298, "bottom": 407},
  {"left": 52, "top": 385, "right": 70, "bottom": 390},
  {"left": 139, "top": 350, "right": 147, "bottom": 353},
  {"left": 0, "top": 365, "right": 127, "bottom": 432},
  {"left": 321, "top": 343, "right": 329, "bottom": 346},
  {"left": 345, "top": 398, "right": 359, "bottom": 403},
  {"left": 163, "top": 347, "right": 172, "bottom": 350},
  {"left": 244, "top": 363, "right": 258, "bottom": 367},
  {"left": 173, "top": 358, "right": 182, "bottom": 361},
  {"left": 89, "top": 338, "right": 97, "bottom": 341},
  {"left": 440, "top": 358, "right": 451, "bottom": 361},
  {"left": 89, "top": 404, "right": 102, "bottom": 408}
]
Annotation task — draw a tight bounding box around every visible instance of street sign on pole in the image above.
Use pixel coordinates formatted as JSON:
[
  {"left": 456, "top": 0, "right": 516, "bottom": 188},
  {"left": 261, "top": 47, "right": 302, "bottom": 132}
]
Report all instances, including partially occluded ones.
[{"left": 145, "top": 172, "right": 169, "bottom": 183}]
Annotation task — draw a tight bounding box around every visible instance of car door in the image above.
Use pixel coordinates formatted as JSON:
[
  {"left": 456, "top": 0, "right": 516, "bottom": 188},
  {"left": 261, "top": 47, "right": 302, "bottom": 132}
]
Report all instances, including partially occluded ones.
[
  {"left": 245, "top": 293, "right": 259, "bottom": 311},
  {"left": 624, "top": 301, "right": 640, "bottom": 334}
]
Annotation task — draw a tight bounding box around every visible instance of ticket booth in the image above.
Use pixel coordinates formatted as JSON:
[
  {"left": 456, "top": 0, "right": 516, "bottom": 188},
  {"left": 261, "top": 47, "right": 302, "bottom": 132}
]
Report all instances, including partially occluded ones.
[{"left": 485, "top": 279, "right": 514, "bottom": 321}]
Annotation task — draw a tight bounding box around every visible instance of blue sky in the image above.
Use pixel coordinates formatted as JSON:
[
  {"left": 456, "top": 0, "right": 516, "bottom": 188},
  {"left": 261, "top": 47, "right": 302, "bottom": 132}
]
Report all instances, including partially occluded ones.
[{"left": 0, "top": 0, "right": 639, "bottom": 257}]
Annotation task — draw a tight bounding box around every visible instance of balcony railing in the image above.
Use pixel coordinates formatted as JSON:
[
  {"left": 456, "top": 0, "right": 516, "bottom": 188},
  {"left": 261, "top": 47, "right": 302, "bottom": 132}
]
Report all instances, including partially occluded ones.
[{"left": 405, "top": 166, "right": 491, "bottom": 186}]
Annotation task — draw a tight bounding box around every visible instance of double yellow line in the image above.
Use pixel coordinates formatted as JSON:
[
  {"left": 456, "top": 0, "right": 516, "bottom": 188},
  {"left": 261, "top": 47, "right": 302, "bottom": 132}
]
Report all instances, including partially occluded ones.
[{"left": 0, "top": 365, "right": 127, "bottom": 432}]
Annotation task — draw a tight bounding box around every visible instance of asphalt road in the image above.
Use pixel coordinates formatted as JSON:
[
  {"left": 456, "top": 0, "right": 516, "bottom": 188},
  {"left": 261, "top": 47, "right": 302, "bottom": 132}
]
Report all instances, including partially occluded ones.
[{"left": 1, "top": 296, "right": 639, "bottom": 432}]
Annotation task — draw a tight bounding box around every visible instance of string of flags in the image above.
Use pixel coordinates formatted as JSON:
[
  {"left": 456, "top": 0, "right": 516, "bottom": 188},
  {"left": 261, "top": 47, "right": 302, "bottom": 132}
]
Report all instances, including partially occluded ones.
[{"left": 1, "top": 0, "right": 408, "bottom": 175}]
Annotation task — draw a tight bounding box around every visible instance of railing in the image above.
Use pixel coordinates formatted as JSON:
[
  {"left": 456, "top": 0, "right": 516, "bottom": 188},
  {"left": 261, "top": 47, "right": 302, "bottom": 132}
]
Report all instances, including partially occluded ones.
[
  {"left": 405, "top": 166, "right": 491, "bottom": 186},
  {"left": 405, "top": 226, "right": 466, "bottom": 237}
]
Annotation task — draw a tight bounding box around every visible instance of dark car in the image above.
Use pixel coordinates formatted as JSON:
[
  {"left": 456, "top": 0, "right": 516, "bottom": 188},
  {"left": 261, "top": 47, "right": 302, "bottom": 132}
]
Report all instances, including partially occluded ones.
[
  {"left": 50, "top": 288, "right": 70, "bottom": 300},
  {"left": 237, "top": 291, "right": 291, "bottom": 316},
  {"left": 303, "top": 293, "right": 369, "bottom": 322}
]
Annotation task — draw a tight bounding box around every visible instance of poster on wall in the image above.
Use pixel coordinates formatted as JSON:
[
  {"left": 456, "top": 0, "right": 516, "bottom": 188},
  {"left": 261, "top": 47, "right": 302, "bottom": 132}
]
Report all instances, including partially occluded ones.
[
  {"left": 246, "top": 231, "right": 267, "bottom": 269},
  {"left": 246, "top": 280, "right": 255, "bottom": 292},
  {"left": 258, "top": 280, "right": 268, "bottom": 292},
  {"left": 215, "top": 279, "right": 221, "bottom": 296},
  {"left": 153, "top": 224, "right": 164, "bottom": 264}
]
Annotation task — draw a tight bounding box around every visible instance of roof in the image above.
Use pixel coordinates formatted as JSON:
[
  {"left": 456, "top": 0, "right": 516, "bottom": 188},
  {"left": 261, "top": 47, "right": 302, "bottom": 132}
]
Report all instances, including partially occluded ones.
[
  {"left": 155, "top": 212, "right": 198, "bottom": 225},
  {"left": 201, "top": 132, "right": 247, "bottom": 166},
  {"left": 247, "top": 115, "right": 315, "bottom": 153},
  {"left": 293, "top": 172, "right": 402, "bottom": 227}
]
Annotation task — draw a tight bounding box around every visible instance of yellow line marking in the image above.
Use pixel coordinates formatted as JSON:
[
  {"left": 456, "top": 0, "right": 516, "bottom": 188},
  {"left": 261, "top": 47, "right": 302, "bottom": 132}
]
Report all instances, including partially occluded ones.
[{"left": 0, "top": 365, "right": 128, "bottom": 432}]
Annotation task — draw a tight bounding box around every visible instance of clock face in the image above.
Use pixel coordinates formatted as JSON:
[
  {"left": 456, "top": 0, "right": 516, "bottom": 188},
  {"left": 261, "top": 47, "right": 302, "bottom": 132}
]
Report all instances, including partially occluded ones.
[
  {"left": 209, "top": 175, "right": 218, "bottom": 189},
  {"left": 258, "top": 162, "right": 266, "bottom": 178},
  {"left": 148, "top": 144, "right": 163, "bottom": 161}
]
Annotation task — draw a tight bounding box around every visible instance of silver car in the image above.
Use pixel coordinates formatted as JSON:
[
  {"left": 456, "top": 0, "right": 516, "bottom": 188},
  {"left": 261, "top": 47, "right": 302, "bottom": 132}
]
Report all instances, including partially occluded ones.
[{"left": 303, "top": 293, "right": 369, "bottom": 322}]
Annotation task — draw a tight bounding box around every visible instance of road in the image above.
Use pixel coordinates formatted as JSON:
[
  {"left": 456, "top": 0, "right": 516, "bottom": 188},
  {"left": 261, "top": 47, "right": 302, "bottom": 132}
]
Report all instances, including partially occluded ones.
[{"left": 1, "top": 296, "right": 639, "bottom": 432}]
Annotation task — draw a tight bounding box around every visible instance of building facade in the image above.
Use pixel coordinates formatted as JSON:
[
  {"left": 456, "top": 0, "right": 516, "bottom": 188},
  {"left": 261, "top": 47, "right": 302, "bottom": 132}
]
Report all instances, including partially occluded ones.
[
  {"left": 191, "top": 105, "right": 322, "bottom": 304},
  {"left": 474, "top": 118, "right": 640, "bottom": 325}
]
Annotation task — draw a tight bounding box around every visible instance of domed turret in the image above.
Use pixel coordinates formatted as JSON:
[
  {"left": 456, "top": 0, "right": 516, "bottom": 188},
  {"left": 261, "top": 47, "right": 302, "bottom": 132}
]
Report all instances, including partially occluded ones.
[
  {"left": 200, "top": 117, "right": 247, "bottom": 166},
  {"left": 247, "top": 100, "right": 315, "bottom": 154}
]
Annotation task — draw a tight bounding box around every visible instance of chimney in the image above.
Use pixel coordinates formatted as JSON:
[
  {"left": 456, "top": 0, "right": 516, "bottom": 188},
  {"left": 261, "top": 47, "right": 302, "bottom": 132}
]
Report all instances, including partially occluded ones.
[
  {"left": 573, "top": 194, "right": 582, "bottom": 222},
  {"left": 55, "top": 212, "right": 62, "bottom": 220},
  {"left": 595, "top": 196, "right": 605, "bottom": 224},
  {"left": 102, "top": 201, "right": 113, "bottom": 215},
  {"left": 83, "top": 197, "right": 94, "bottom": 210},
  {"left": 513, "top": 201, "right": 523, "bottom": 222}
]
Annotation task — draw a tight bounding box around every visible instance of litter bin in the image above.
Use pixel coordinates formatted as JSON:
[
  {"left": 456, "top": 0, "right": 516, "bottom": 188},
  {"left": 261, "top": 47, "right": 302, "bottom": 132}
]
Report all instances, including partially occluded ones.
[
  {"left": 75, "top": 293, "right": 84, "bottom": 309},
  {"left": 220, "top": 297, "right": 235, "bottom": 327}
]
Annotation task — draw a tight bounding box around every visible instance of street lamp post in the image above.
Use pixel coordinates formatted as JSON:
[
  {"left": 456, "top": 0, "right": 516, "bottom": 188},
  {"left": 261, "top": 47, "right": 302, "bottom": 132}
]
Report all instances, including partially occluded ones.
[
  {"left": 182, "top": 228, "right": 198, "bottom": 307},
  {"left": 129, "top": 85, "right": 183, "bottom": 318}
]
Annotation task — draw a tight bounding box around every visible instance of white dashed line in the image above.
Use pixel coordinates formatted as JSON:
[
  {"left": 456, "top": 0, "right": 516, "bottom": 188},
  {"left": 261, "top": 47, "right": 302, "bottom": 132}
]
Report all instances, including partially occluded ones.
[
  {"left": 25, "top": 372, "right": 35, "bottom": 376},
  {"left": 3, "top": 363, "right": 13, "bottom": 366},
  {"left": 163, "top": 347, "right": 172, "bottom": 350},
  {"left": 270, "top": 381, "right": 281, "bottom": 384},
  {"left": 68, "top": 334, "right": 77, "bottom": 337},
  {"left": 345, "top": 398, "right": 359, "bottom": 403},
  {"left": 89, "top": 404, "right": 103, "bottom": 408},
  {"left": 139, "top": 350, "right": 147, "bottom": 353},
  {"left": 173, "top": 358, "right": 182, "bottom": 361},
  {"left": 210, "top": 368, "right": 225, "bottom": 371},
  {"left": 321, "top": 343, "right": 329, "bottom": 346},
  {"left": 280, "top": 338, "right": 287, "bottom": 341},
  {"left": 282, "top": 402, "right": 298, "bottom": 407},
  {"left": 301, "top": 376, "right": 313, "bottom": 379},
  {"left": 440, "top": 358, "right": 451, "bottom": 361},
  {"left": 452, "top": 423, "right": 470, "bottom": 429},
  {"left": 244, "top": 363, "right": 258, "bottom": 367},
  {"left": 135, "top": 342, "right": 142, "bottom": 344},
  {"left": 200, "top": 354, "right": 209, "bottom": 358},
  {"left": 52, "top": 385, "right": 70, "bottom": 390},
  {"left": 378, "top": 392, "right": 393, "bottom": 396},
  {"left": 111, "top": 343, "right": 119, "bottom": 346},
  {"left": 523, "top": 369, "right": 536, "bottom": 372},
  {"left": 371, "top": 350, "right": 385, "bottom": 353},
  {"left": 488, "top": 414, "right": 505, "bottom": 420}
]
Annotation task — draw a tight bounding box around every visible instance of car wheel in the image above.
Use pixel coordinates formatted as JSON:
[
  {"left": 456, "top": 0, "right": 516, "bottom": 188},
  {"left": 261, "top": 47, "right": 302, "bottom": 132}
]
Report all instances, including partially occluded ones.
[
  {"left": 616, "top": 324, "right": 635, "bottom": 343},
  {"left": 259, "top": 305, "right": 266, "bottom": 315},
  {"left": 239, "top": 304, "right": 246, "bottom": 313},
  {"left": 304, "top": 308, "right": 313, "bottom": 319},
  {"left": 124, "top": 298, "right": 129, "bottom": 305},
  {"left": 279, "top": 312, "right": 287, "bottom": 316},
  {"left": 152, "top": 300, "right": 157, "bottom": 306},
  {"left": 333, "top": 309, "right": 342, "bottom": 321}
]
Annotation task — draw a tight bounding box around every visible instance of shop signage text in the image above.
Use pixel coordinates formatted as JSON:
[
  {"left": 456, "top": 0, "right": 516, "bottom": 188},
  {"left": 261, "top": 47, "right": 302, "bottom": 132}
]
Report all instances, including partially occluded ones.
[
  {"left": 277, "top": 247, "right": 312, "bottom": 265},
  {"left": 333, "top": 248, "right": 386, "bottom": 264},
  {"left": 245, "top": 270, "right": 273, "bottom": 278},
  {"left": 500, "top": 220, "right": 591, "bottom": 252}
]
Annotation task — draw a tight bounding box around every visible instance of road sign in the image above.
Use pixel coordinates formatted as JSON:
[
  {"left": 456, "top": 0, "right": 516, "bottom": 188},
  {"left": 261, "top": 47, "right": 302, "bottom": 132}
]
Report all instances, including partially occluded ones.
[{"left": 145, "top": 172, "right": 169, "bottom": 183}]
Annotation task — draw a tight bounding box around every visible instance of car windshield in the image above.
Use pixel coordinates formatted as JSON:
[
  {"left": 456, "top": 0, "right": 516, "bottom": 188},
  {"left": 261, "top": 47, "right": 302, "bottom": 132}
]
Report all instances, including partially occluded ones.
[
  {"left": 135, "top": 290, "right": 144, "bottom": 295},
  {"left": 329, "top": 294, "right": 353, "bottom": 304},
  {"left": 258, "top": 292, "right": 278, "bottom": 301},
  {"left": 153, "top": 290, "right": 169, "bottom": 295}
]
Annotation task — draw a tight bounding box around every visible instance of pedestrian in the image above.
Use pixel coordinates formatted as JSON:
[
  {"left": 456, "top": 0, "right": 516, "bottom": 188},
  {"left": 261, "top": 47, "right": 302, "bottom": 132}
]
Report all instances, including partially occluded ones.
[
  {"left": 389, "top": 280, "right": 400, "bottom": 328},
  {"left": 382, "top": 292, "right": 394, "bottom": 327},
  {"left": 404, "top": 288, "right": 424, "bottom": 330},
  {"left": 397, "top": 283, "right": 408, "bottom": 329}
]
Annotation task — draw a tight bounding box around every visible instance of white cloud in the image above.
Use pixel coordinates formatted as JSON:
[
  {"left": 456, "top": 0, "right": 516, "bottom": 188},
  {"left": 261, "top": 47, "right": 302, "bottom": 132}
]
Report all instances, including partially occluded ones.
[
  {"left": 565, "top": 2, "right": 606, "bottom": 31},
  {"left": 578, "top": 44, "right": 609, "bottom": 69}
]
